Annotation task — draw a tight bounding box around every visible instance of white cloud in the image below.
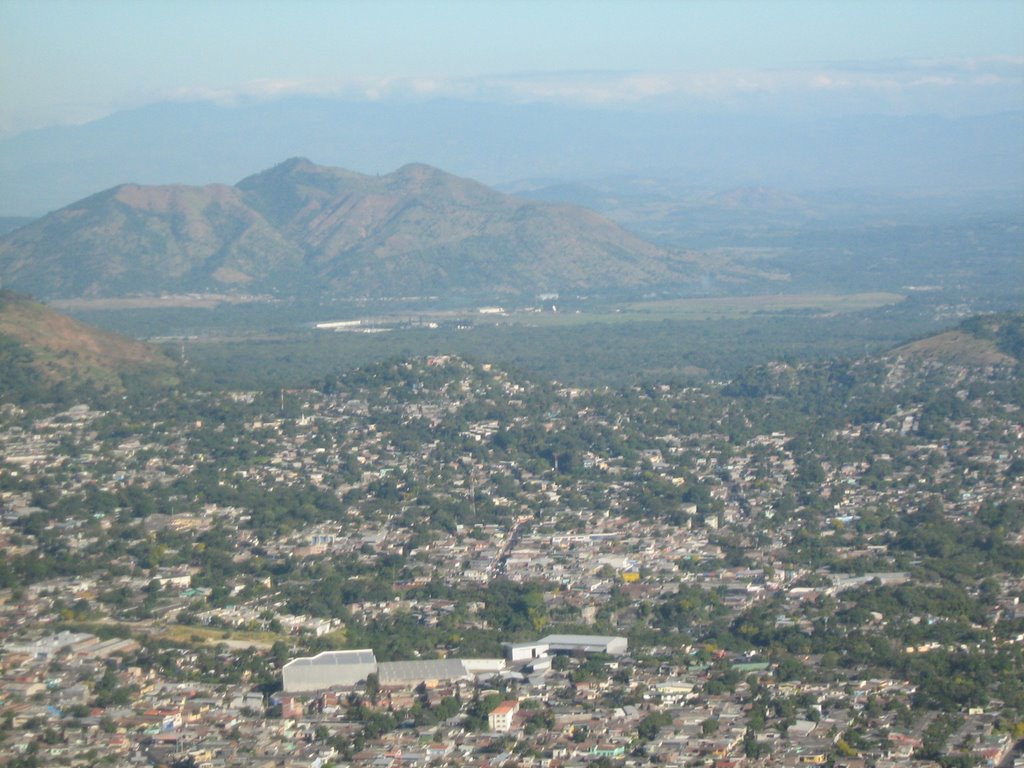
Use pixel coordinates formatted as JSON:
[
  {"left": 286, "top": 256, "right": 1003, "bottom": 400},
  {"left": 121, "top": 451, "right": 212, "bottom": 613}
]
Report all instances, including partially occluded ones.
[
  {"left": 166, "top": 57, "right": 1019, "bottom": 111},
  {"left": 9, "top": 56, "right": 1015, "bottom": 138}
]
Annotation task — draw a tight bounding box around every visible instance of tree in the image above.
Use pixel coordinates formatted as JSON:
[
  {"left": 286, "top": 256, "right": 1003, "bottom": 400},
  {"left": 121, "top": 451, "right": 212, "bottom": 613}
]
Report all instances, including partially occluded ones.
[
  {"left": 270, "top": 640, "right": 289, "bottom": 667},
  {"left": 637, "top": 711, "right": 671, "bottom": 741},
  {"left": 744, "top": 729, "right": 771, "bottom": 758},
  {"left": 701, "top": 717, "right": 720, "bottom": 736},
  {"left": 364, "top": 672, "right": 380, "bottom": 706}
]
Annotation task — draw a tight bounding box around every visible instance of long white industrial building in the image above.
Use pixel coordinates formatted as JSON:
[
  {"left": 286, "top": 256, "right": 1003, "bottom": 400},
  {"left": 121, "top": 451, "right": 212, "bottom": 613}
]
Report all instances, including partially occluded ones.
[
  {"left": 283, "top": 634, "right": 628, "bottom": 693},
  {"left": 283, "top": 651, "right": 501, "bottom": 693}
]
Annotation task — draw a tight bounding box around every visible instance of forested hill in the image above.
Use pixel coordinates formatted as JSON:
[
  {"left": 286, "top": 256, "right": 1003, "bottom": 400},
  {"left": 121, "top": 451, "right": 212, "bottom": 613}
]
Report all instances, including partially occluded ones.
[{"left": 0, "top": 158, "right": 699, "bottom": 301}]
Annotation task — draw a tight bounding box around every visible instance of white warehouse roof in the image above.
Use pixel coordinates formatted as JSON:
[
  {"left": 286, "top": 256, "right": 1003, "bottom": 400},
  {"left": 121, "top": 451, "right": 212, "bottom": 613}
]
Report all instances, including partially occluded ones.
[
  {"left": 284, "top": 649, "right": 377, "bottom": 669},
  {"left": 282, "top": 649, "right": 378, "bottom": 693}
]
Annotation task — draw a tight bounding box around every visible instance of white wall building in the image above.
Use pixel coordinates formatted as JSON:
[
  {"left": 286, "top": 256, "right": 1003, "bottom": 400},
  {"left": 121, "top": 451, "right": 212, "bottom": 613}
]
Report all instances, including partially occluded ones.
[{"left": 488, "top": 700, "right": 519, "bottom": 732}]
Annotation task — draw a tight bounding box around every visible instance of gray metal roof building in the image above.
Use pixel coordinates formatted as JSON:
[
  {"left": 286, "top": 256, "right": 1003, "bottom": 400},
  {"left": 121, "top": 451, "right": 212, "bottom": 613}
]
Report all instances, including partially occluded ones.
[
  {"left": 282, "top": 649, "right": 378, "bottom": 693},
  {"left": 377, "top": 658, "right": 471, "bottom": 687}
]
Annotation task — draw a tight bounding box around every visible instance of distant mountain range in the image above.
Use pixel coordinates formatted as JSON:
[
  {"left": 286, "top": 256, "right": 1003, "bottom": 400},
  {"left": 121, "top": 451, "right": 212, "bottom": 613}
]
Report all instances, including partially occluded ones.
[
  {"left": 0, "top": 159, "right": 703, "bottom": 301},
  {"left": 2, "top": 97, "right": 1021, "bottom": 216}
]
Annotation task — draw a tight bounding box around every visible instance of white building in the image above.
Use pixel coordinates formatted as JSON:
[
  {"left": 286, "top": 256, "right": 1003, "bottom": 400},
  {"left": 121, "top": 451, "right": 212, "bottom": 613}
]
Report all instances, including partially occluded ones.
[
  {"left": 504, "top": 633, "right": 628, "bottom": 662},
  {"left": 488, "top": 700, "right": 519, "bottom": 732}
]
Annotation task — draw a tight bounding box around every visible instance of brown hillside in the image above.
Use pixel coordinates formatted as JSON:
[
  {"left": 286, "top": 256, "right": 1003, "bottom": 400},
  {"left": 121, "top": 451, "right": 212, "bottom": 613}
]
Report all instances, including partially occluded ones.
[
  {"left": 889, "top": 330, "right": 1016, "bottom": 367},
  {"left": 0, "top": 293, "right": 176, "bottom": 391}
]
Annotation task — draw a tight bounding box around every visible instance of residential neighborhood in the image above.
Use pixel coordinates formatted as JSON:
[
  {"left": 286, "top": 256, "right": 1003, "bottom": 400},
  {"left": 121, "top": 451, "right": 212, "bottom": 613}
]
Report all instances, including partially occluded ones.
[{"left": 2, "top": 353, "right": 1023, "bottom": 766}]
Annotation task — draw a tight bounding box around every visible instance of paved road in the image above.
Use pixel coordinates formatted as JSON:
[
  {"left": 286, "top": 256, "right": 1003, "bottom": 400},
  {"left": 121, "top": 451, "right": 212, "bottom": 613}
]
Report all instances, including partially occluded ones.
[{"left": 996, "top": 737, "right": 1023, "bottom": 768}]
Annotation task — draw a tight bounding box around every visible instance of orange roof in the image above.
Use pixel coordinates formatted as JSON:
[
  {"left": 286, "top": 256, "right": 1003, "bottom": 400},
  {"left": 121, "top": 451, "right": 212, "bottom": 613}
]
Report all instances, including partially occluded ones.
[{"left": 490, "top": 700, "right": 518, "bottom": 715}]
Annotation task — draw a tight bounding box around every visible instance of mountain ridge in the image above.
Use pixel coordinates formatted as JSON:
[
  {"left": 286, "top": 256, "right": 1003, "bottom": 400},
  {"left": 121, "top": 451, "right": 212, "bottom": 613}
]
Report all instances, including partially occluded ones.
[{"left": 0, "top": 159, "right": 698, "bottom": 301}]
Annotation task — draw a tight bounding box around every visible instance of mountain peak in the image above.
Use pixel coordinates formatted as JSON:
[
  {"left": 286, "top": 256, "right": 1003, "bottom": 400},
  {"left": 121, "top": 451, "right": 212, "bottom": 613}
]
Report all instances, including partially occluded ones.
[
  {"left": 238, "top": 156, "right": 323, "bottom": 184},
  {"left": 278, "top": 156, "right": 315, "bottom": 170},
  {"left": 392, "top": 162, "right": 443, "bottom": 179},
  {"left": 707, "top": 186, "right": 809, "bottom": 211}
]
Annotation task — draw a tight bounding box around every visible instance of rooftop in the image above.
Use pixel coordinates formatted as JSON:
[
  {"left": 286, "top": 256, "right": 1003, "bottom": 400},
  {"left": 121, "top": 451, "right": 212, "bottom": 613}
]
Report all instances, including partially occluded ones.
[
  {"left": 282, "top": 649, "right": 377, "bottom": 670},
  {"left": 377, "top": 658, "right": 468, "bottom": 684}
]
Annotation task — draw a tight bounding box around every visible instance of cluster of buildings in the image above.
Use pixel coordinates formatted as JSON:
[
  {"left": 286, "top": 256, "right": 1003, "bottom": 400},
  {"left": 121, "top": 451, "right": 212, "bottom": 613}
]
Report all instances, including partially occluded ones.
[
  {"left": 1, "top": 354, "right": 1023, "bottom": 765},
  {"left": 282, "top": 634, "right": 627, "bottom": 693}
]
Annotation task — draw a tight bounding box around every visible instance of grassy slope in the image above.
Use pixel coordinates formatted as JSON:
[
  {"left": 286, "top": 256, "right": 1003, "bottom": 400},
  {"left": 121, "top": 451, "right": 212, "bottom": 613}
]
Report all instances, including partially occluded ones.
[
  {"left": 892, "top": 330, "right": 1016, "bottom": 366},
  {"left": 0, "top": 292, "right": 177, "bottom": 393}
]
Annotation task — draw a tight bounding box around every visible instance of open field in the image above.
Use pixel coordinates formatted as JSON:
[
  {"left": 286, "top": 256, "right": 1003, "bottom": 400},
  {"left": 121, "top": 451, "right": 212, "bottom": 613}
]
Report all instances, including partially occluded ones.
[
  {"left": 302, "top": 291, "right": 907, "bottom": 334},
  {"left": 156, "top": 624, "right": 347, "bottom": 649},
  {"left": 157, "top": 624, "right": 280, "bottom": 649},
  {"left": 51, "top": 293, "right": 276, "bottom": 311},
  {"left": 55, "top": 619, "right": 348, "bottom": 650},
  {"left": 502, "top": 291, "right": 906, "bottom": 327}
]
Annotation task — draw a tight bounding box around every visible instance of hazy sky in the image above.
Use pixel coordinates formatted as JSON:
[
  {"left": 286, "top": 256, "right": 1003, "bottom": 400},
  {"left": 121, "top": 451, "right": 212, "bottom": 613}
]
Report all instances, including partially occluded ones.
[{"left": 2, "top": 0, "right": 1022, "bottom": 136}]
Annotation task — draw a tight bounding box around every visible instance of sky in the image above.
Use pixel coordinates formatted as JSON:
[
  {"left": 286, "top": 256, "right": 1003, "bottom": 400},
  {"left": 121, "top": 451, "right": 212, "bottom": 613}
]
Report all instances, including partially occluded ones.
[{"left": 1, "top": 0, "right": 1023, "bottom": 136}]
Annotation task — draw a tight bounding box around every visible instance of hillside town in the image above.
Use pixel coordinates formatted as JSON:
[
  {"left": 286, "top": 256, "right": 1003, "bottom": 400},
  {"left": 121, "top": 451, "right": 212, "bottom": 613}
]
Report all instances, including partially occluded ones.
[
  {"left": 2, "top": 349, "right": 1024, "bottom": 767},
  {"left": 1, "top": 0, "right": 1022, "bottom": 765}
]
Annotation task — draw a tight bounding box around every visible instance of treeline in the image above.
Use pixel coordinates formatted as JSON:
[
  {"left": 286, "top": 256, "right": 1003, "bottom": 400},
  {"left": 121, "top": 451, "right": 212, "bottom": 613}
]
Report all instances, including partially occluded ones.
[{"left": 171, "top": 301, "right": 954, "bottom": 390}]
